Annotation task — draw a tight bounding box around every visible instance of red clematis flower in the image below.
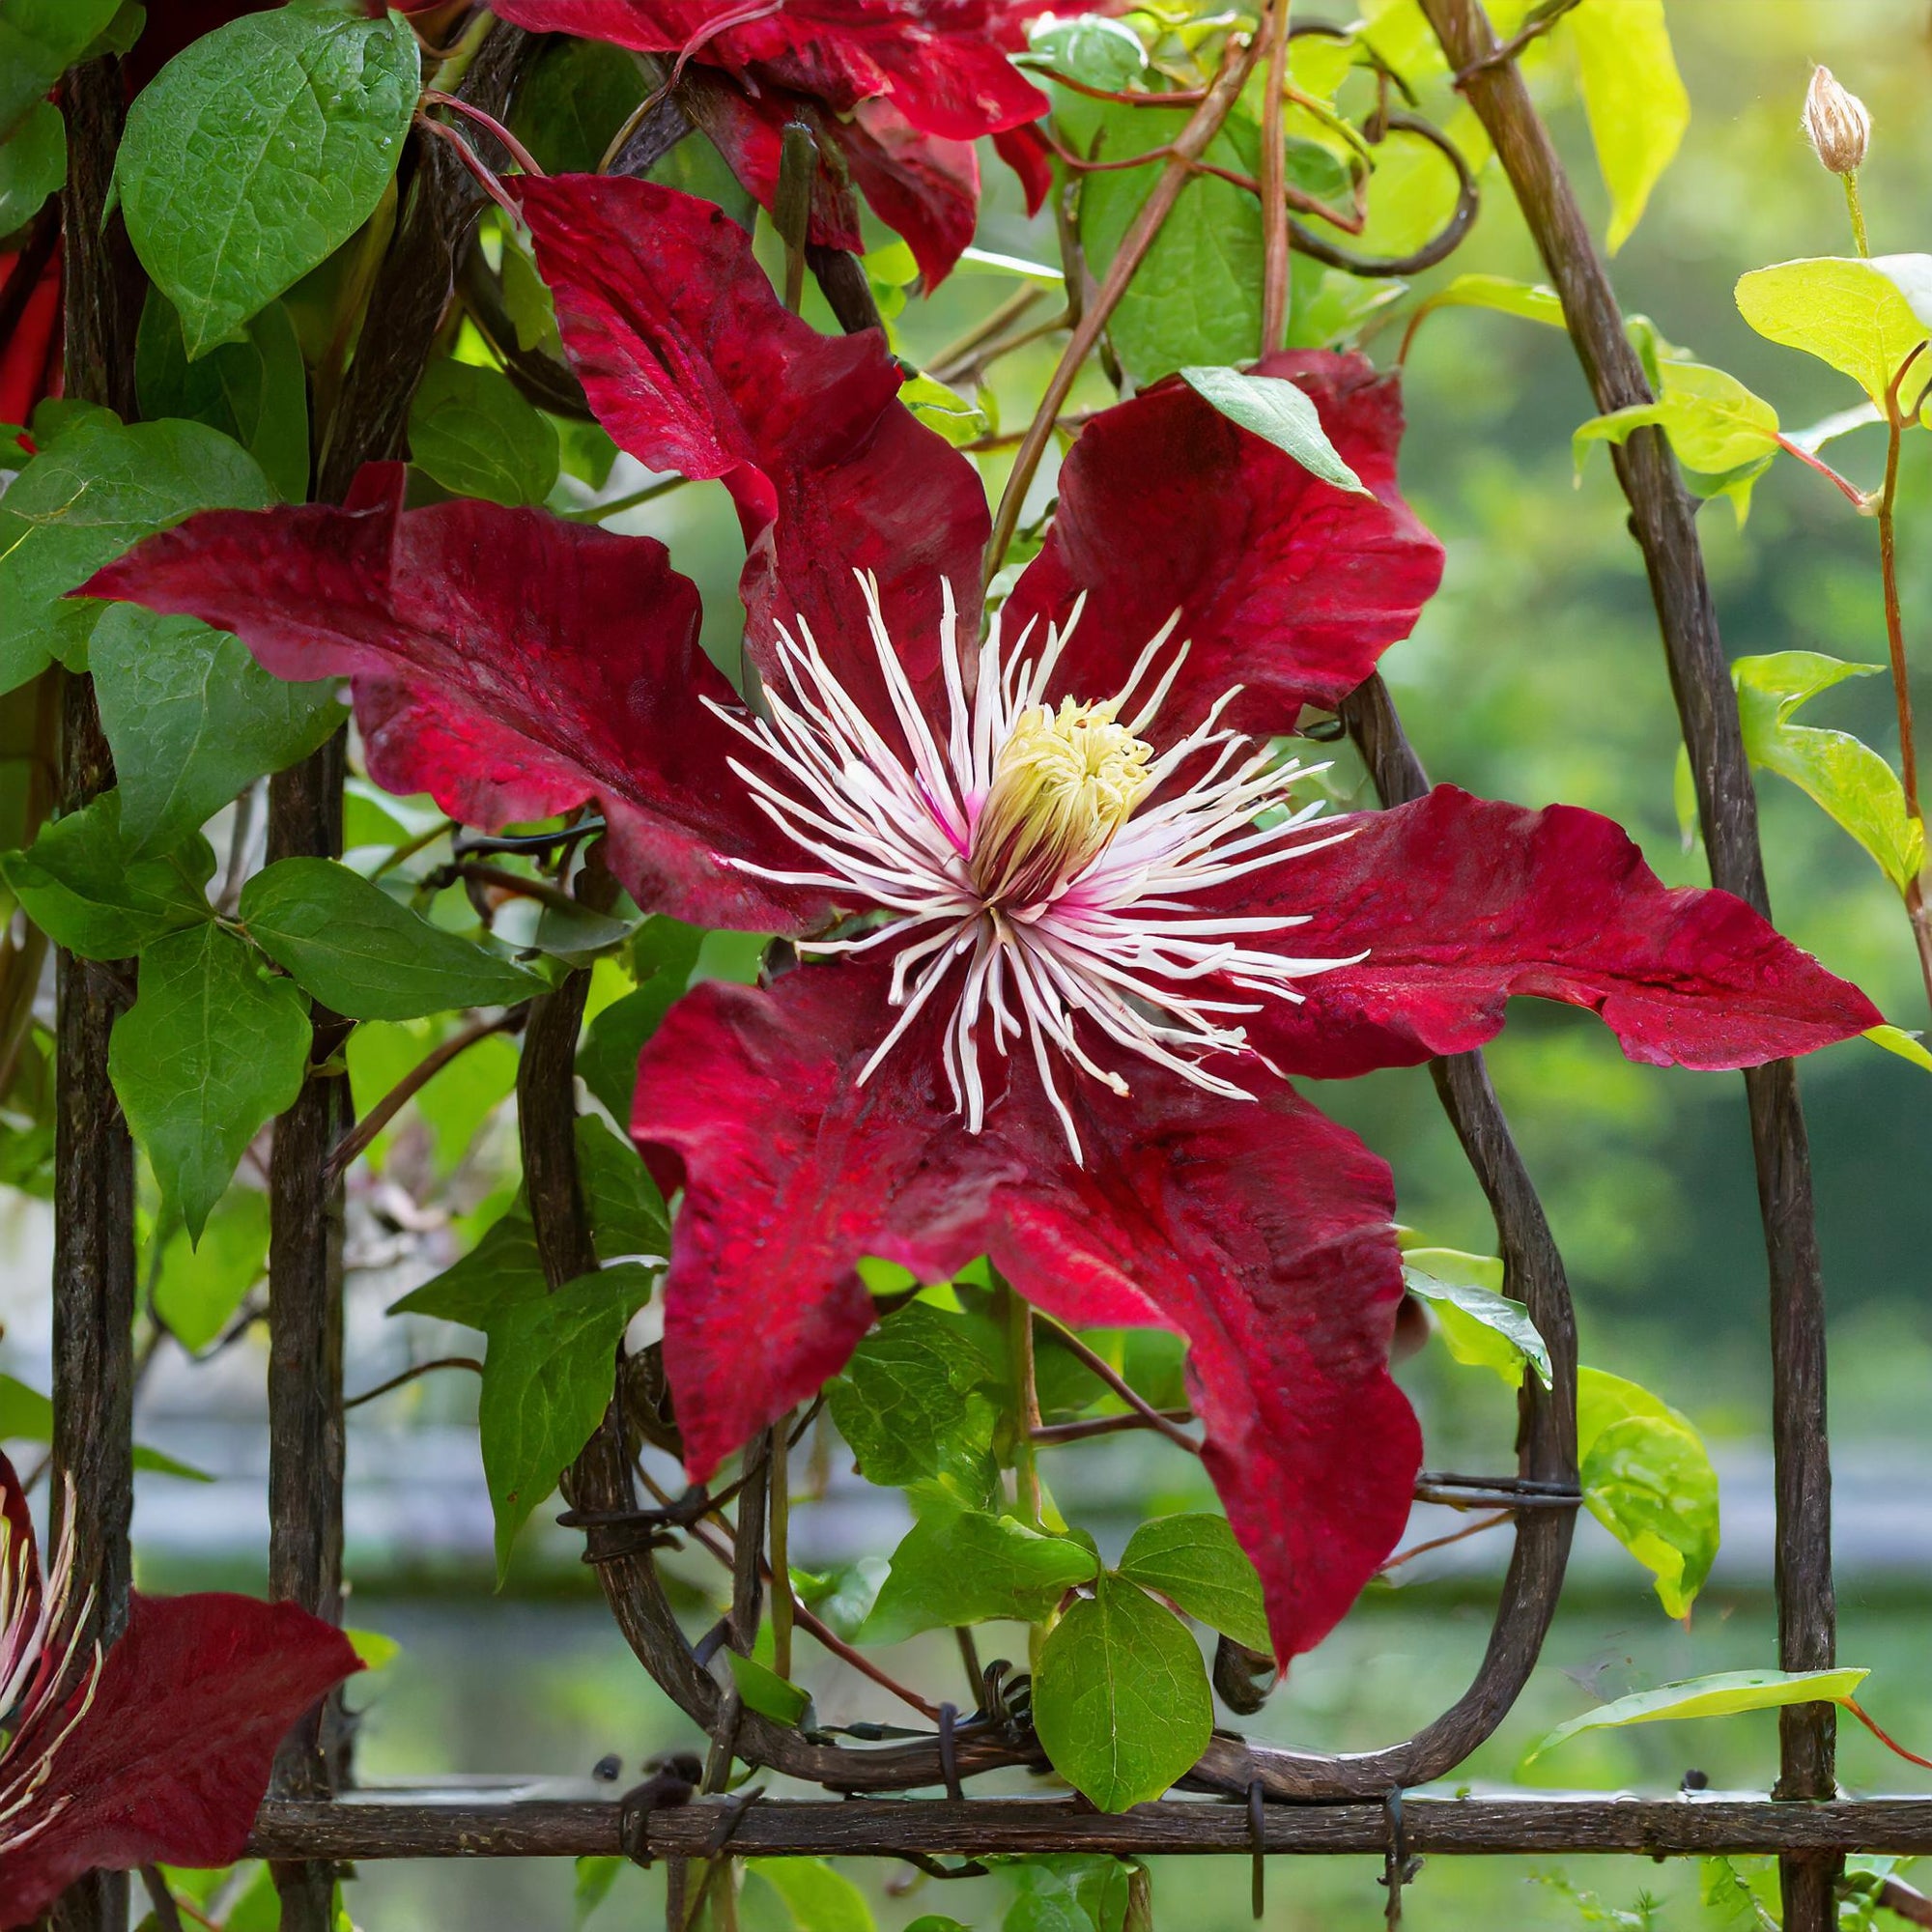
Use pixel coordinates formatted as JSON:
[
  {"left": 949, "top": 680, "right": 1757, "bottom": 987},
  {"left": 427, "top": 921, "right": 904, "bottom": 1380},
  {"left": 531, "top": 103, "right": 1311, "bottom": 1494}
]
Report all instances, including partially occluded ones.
[
  {"left": 0, "top": 1458, "right": 360, "bottom": 1927},
  {"left": 83, "top": 177, "right": 1882, "bottom": 1665},
  {"left": 482, "top": 0, "right": 1096, "bottom": 284}
]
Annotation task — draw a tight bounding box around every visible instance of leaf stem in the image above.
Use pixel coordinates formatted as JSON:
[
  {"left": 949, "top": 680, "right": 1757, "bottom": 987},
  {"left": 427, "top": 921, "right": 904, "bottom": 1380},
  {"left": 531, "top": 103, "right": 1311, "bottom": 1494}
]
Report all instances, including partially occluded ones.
[
  {"left": 1378, "top": 1510, "right": 1511, "bottom": 1574},
  {"left": 1003, "top": 1281, "right": 1044, "bottom": 1529},
  {"left": 983, "top": 26, "right": 1265, "bottom": 581},
  {"left": 554, "top": 474, "right": 689, "bottom": 524},
  {"left": 1031, "top": 1409, "right": 1198, "bottom": 1450},
  {"left": 769, "top": 1407, "right": 794, "bottom": 1680},
  {"left": 1844, "top": 171, "right": 1871, "bottom": 259},
  {"left": 1844, "top": 1697, "right": 1932, "bottom": 1771}
]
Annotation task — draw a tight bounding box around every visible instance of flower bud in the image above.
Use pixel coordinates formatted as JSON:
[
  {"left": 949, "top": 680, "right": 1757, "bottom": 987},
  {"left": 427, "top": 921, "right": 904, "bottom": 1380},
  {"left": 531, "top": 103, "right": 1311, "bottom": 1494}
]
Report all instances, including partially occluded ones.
[{"left": 1803, "top": 66, "right": 1870, "bottom": 176}]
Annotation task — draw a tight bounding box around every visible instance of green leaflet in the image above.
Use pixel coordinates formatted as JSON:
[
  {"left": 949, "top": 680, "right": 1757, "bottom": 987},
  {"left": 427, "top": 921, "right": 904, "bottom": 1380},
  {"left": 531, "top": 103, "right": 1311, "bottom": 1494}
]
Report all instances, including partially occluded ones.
[
  {"left": 1736, "top": 255, "right": 1932, "bottom": 412},
  {"left": 1031, "top": 1573, "right": 1213, "bottom": 1812},
  {"left": 1566, "top": 0, "right": 1688, "bottom": 255},
  {"left": 150, "top": 1183, "right": 270, "bottom": 1351},
  {"left": 1401, "top": 1246, "right": 1552, "bottom": 1389},
  {"left": 576, "top": 917, "right": 706, "bottom": 1122},
  {"left": 862, "top": 1505, "right": 1098, "bottom": 1643},
  {"left": 347, "top": 1015, "right": 520, "bottom": 1177},
  {"left": 1730, "top": 651, "right": 1924, "bottom": 895},
  {"left": 90, "top": 607, "right": 340, "bottom": 854},
  {"left": 0, "top": 416, "right": 272, "bottom": 691},
  {"left": 1866, "top": 1023, "right": 1932, "bottom": 1076},
  {"left": 1116, "top": 1512, "right": 1270, "bottom": 1655},
  {"left": 1179, "top": 366, "right": 1369, "bottom": 495},
  {"left": 408, "top": 359, "right": 561, "bottom": 508},
  {"left": 0, "top": 0, "right": 122, "bottom": 140},
  {"left": 1574, "top": 361, "right": 1779, "bottom": 525},
  {"left": 115, "top": 0, "right": 420, "bottom": 355},
  {"left": 0, "top": 1372, "right": 212, "bottom": 1481},
  {"left": 239, "top": 857, "right": 546, "bottom": 1019},
  {"left": 109, "top": 924, "right": 311, "bottom": 1240},
  {"left": 744, "top": 1859, "right": 877, "bottom": 1932},
  {"left": 479, "top": 1261, "right": 656, "bottom": 1580},
  {"left": 0, "top": 99, "right": 63, "bottom": 233},
  {"left": 727, "top": 1651, "right": 812, "bottom": 1728},
  {"left": 1522, "top": 1666, "right": 1869, "bottom": 1766},
  {"left": 1577, "top": 1366, "right": 1720, "bottom": 1620}
]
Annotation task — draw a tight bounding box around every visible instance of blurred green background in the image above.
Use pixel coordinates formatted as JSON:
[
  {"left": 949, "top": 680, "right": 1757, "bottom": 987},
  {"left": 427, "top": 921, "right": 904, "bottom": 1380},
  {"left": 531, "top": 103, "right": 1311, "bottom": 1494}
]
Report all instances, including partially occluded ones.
[{"left": 46, "top": 0, "right": 1932, "bottom": 1925}]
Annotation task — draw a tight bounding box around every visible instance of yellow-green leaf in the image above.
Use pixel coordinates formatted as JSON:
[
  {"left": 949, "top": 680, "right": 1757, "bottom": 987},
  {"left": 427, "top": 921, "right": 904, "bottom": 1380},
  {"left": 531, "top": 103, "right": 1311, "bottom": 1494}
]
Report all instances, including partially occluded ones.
[
  {"left": 1403, "top": 1248, "right": 1551, "bottom": 1389},
  {"left": 1522, "top": 1667, "right": 1869, "bottom": 1766},
  {"left": 1866, "top": 1023, "right": 1932, "bottom": 1075},
  {"left": 1736, "top": 256, "right": 1932, "bottom": 412},
  {"left": 1567, "top": 0, "right": 1689, "bottom": 254},
  {"left": 1574, "top": 362, "right": 1779, "bottom": 480}
]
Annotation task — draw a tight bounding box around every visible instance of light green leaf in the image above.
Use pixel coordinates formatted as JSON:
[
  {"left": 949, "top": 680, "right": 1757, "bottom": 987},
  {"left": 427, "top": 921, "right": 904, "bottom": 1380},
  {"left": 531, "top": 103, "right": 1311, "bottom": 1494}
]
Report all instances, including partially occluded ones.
[
  {"left": 1577, "top": 1366, "right": 1720, "bottom": 1620},
  {"left": 344, "top": 1626, "right": 402, "bottom": 1670},
  {"left": 863, "top": 1506, "right": 1098, "bottom": 1644},
  {"left": 1029, "top": 14, "right": 1147, "bottom": 91},
  {"left": 828, "top": 1300, "right": 1003, "bottom": 1508},
  {"left": 745, "top": 1860, "right": 877, "bottom": 1932},
  {"left": 91, "top": 608, "right": 340, "bottom": 852},
  {"left": 348, "top": 1013, "right": 518, "bottom": 1177},
  {"left": 576, "top": 917, "right": 705, "bottom": 1122},
  {"left": 1736, "top": 257, "right": 1932, "bottom": 412},
  {"left": 1032, "top": 1573, "right": 1213, "bottom": 1812},
  {"left": 1731, "top": 651, "right": 1923, "bottom": 894},
  {"left": 1574, "top": 362, "right": 1779, "bottom": 482},
  {"left": 0, "top": 793, "right": 214, "bottom": 959},
  {"left": 1403, "top": 272, "right": 1565, "bottom": 348},
  {"left": 1179, "top": 366, "right": 1369, "bottom": 496},
  {"left": 1566, "top": 0, "right": 1689, "bottom": 254},
  {"left": 0, "top": 0, "right": 121, "bottom": 141},
  {"left": 134, "top": 289, "right": 310, "bottom": 503},
  {"left": 151, "top": 1182, "right": 269, "bottom": 1350},
  {"left": 408, "top": 359, "right": 561, "bottom": 508},
  {"left": 572, "top": 1854, "right": 625, "bottom": 1930},
  {"left": 1116, "top": 1513, "right": 1270, "bottom": 1655},
  {"left": 0, "top": 417, "right": 272, "bottom": 691},
  {"left": 1402, "top": 1247, "right": 1552, "bottom": 1389},
  {"left": 1000, "top": 1858, "right": 1132, "bottom": 1932},
  {"left": 116, "top": 0, "right": 420, "bottom": 355},
  {"left": 479, "top": 1262, "right": 655, "bottom": 1579},
  {"left": 240, "top": 857, "right": 545, "bottom": 1019},
  {"left": 1866, "top": 1023, "right": 1932, "bottom": 1075},
  {"left": 0, "top": 1373, "right": 213, "bottom": 1480},
  {"left": 1522, "top": 1666, "right": 1870, "bottom": 1765},
  {"left": 0, "top": 98, "right": 64, "bottom": 232},
  {"left": 898, "top": 374, "right": 990, "bottom": 448},
  {"left": 726, "top": 1650, "right": 812, "bottom": 1727},
  {"left": 109, "top": 923, "right": 311, "bottom": 1239}
]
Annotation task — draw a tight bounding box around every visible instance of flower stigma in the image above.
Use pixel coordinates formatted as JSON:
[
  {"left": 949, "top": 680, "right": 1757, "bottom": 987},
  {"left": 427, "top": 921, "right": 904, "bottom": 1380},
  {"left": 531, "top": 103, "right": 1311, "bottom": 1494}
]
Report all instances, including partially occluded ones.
[{"left": 707, "top": 574, "right": 1363, "bottom": 1158}]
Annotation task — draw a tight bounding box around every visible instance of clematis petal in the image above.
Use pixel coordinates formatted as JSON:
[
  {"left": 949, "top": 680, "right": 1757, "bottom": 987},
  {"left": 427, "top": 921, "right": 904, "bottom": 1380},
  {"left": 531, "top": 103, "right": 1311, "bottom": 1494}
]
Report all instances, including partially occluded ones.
[
  {"left": 519, "top": 175, "right": 988, "bottom": 731},
  {"left": 1237, "top": 786, "right": 1884, "bottom": 1077},
  {"left": 0, "top": 1592, "right": 359, "bottom": 1929},
  {"left": 636, "top": 962, "right": 1421, "bottom": 1663},
  {"left": 836, "top": 100, "right": 980, "bottom": 291},
  {"left": 1005, "top": 351, "right": 1444, "bottom": 741},
  {"left": 991, "top": 120, "right": 1056, "bottom": 214},
  {"left": 79, "top": 470, "right": 828, "bottom": 933}
]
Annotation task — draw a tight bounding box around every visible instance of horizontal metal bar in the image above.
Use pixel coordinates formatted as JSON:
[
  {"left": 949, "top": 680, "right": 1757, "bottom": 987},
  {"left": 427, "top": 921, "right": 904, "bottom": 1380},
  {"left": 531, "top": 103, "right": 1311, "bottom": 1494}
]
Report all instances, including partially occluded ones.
[{"left": 249, "top": 1793, "right": 1932, "bottom": 1861}]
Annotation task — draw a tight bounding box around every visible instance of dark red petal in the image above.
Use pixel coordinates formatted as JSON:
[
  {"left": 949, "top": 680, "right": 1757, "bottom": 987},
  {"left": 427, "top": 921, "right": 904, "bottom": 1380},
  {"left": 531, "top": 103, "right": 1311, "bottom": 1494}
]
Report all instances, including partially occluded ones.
[
  {"left": 991, "top": 120, "right": 1055, "bottom": 214},
  {"left": 635, "top": 962, "right": 1419, "bottom": 1662},
  {"left": 0, "top": 1594, "right": 358, "bottom": 1928},
  {"left": 520, "top": 174, "right": 987, "bottom": 731},
  {"left": 1004, "top": 351, "right": 1444, "bottom": 742},
  {"left": 79, "top": 473, "right": 826, "bottom": 933},
  {"left": 834, "top": 102, "right": 980, "bottom": 290},
  {"left": 0, "top": 242, "right": 61, "bottom": 429},
  {"left": 0, "top": 1455, "right": 40, "bottom": 1679},
  {"left": 1237, "top": 786, "right": 1885, "bottom": 1077}
]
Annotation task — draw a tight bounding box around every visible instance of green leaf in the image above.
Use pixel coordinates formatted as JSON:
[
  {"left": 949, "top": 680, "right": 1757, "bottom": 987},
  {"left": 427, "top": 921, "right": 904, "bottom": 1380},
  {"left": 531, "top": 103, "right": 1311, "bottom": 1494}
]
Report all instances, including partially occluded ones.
[
  {"left": 390, "top": 1208, "right": 549, "bottom": 1330},
  {"left": 479, "top": 1261, "right": 655, "bottom": 1579},
  {"left": 898, "top": 373, "right": 990, "bottom": 448},
  {"left": 134, "top": 288, "right": 310, "bottom": 503},
  {"left": 572, "top": 1854, "right": 625, "bottom": 1930},
  {"left": 1404, "top": 272, "right": 1565, "bottom": 346},
  {"left": 110, "top": 923, "right": 310, "bottom": 1239},
  {"left": 408, "top": 358, "right": 561, "bottom": 508},
  {"left": 90, "top": 607, "right": 341, "bottom": 852},
  {"left": 0, "top": 0, "right": 121, "bottom": 140},
  {"left": 1866, "top": 1023, "right": 1932, "bottom": 1075},
  {"left": 745, "top": 1860, "right": 876, "bottom": 1932},
  {"left": 1735, "top": 256, "right": 1932, "bottom": 412},
  {"left": 0, "top": 792, "right": 214, "bottom": 958},
  {"left": 1577, "top": 1367, "right": 1720, "bottom": 1620},
  {"left": 1521, "top": 1666, "right": 1870, "bottom": 1766},
  {"left": 573, "top": 1115, "right": 669, "bottom": 1263},
  {"left": 1178, "top": 366, "right": 1369, "bottom": 496},
  {"left": 1078, "top": 101, "right": 1261, "bottom": 384},
  {"left": 151, "top": 1182, "right": 269, "bottom": 1350},
  {"left": 863, "top": 1506, "right": 1098, "bottom": 1644},
  {"left": 1566, "top": 0, "right": 1688, "bottom": 254},
  {"left": 116, "top": 0, "right": 420, "bottom": 355},
  {"left": 511, "top": 34, "right": 645, "bottom": 176},
  {"left": 577, "top": 917, "right": 705, "bottom": 1122},
  {"left": 828, "top": 1300, "right": 1003, "bottom": 1508},
  {"left": 0, "top": 98, "right": 64, "bottom": 232},
  {"left": 1030, "top": 14, "right": 1147, "bottom": 90},
  {"left": 344, "top": 1626, "right": 402, "bottom": 1670},
  {"left": 0, "top": 416, "right": 273, "bottom": 691},
  {"left": 348, "top": 1014, "right": 518, "bottom": 1176},
  {"left": 0, "top": 1373, "right": 213, "bottom": 1480},
  {"left": 1402, "top": 1247, "right": 1552, "bottom": 1390},
  {"left": 1032, "top": 1573, "right": 1213, "bottom": 1812},
  {"left": 1730, "top": 651, "right": 1924, "bottom": 895},
  {"left": 1116, "top": 1512, "right": 1270, "bottom": 1654},
  {"left": 1574, "top": 361, "right": 1779, "bottom": 489},
  {"left": 239, "top": 857, "right": 545, "bottom": 1019},
  {"left": 726, "top": 1650, "right": 812, "bottom": 1726},
  {"left": 1001, "top": 1858, "right": 1132, "bottom": 1932}
]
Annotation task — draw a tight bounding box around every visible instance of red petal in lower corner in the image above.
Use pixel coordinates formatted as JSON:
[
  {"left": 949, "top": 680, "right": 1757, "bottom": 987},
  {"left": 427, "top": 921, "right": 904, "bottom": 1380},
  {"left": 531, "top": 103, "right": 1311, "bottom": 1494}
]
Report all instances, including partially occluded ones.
[
  {"left": 78, "top": 474, "right": 828, "bottom": 934},
  {"left": 0, "top": 1595, "right": 359, "bottom": 1929},
  {"left": 1238, "top": 785, "right": 1886, "bottom": 1078},
  {"left": 518, "top": 175, "right": 988, "bottom": 736},
  {"left": 635, "top": 962, "right": 1419, "bottom": 1662},
  {"left": 1004, "top": 351, "right": 1444, "bottom": 743}
]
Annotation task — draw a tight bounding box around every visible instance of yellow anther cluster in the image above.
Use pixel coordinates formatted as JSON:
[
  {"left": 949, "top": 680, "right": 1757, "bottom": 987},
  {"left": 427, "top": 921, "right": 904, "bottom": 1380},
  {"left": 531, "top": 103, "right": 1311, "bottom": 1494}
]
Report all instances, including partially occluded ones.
[{"left": 972, "top": 697, "right": 1153, "bottom": 903}]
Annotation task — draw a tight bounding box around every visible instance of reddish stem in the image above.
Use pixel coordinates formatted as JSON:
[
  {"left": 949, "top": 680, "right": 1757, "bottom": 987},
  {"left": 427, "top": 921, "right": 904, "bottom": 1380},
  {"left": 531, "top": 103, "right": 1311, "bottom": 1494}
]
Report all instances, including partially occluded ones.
[
  {"left": 412, "top": 114, "right": 523, "bottom": 223},
  {"left": 421, "top": 90, "right": 547, "bottom": 179},
  {"left": 1845, "top": 1697, "right": 1932, "bottom": 1772},
  {"left": 1378, "top": 1511, "right": 1512, "bottom": 1575},
  {"left": 1775, "top": 434, "right": 1868, "bottom": 508}
]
